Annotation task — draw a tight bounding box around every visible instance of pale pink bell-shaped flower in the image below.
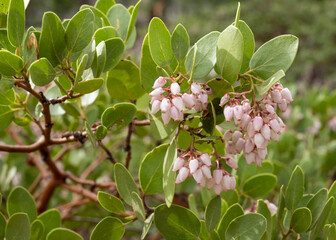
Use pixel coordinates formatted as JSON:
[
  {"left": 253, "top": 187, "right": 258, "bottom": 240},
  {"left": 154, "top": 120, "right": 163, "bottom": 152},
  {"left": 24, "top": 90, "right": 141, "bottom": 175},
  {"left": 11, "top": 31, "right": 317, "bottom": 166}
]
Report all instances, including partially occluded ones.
[
  {"left": 244, "top": 139, "right": 255, "bottom": 153},
  {"left": 253, "top": 116, "right": 263, "bottom": 131},
  {"left": 247, "top": 121, "right": 255, "bottom": 137},
  {"left": 242, "top": 101, "right": 251, "bottom": 113},
  {"left": 151, "top": 100, "right": 161, "bottom": 115},
  {"left": 224, "top": 105, "right": 234, "bottom": 122},
  {"left": 182, "top": 93, "right": 195, "bottom": 109},
  {"left": 255, "top": 155, "right": 263, "bottom": 167},
  {"left": 201, "top": 165, "right": 212, "bottom": 179},
  {"left": 281, "top": 88, "right": 293, "bottom": 102},
  {"left": 173, "top": 157, "right": 185, "bottom": 172},
  {"left": 265, "top": 104, "right": 275, "bottom": 114},
  {"left": 265, "top": 200, "right": 278, "bottom": 215},
  {"left": 176, "top": 167, "right": 189, "bottom": 184},
  {"left": 193, "top": 168, "right": 204, "bottom": 184},
  {"left": 226, "top": 156, "right": 238, "bottom": 169},
  {"left": 177, "top": 110, "right": 184, "bottom": 121},
  {"left": 190, "top": 82, "right": 202, "bottom": 94},
  {"left": 232, "top": 131, "right": 243, "bottom": 143},
  {"left": 170, "top": 106, "right": 180, "bottom": 121},
  {"left": 270, "top": 130, "right": 279, "bottom": 142},
  {"left": 254, "top": 133, "right": 265, "bottom": 148},
  {"left": 271, "top": 89, "right": 282, "bottom": 103},
  {"left": 261, "top": 124, "right": 271, "bottom": 140},
  {"left": 199, "top": 153, "right": 211, "bottom": 166},
  {"left": 194, "top": 100, "right": 202, "bottom": 112},
  {"left": 200, "top": 177, "right": 206, "bottom": 187},
  {"left": 161, "top": 111, "right": 171, "bottom": 125},
  {"left": 149, "top": 87, "right": 164, "bottom": 98},
  {"left": 228, "top": 176, "right": 236, "bottom": 190},
  {"left": 225, "top": 141, "right": 236, "bottom": 155},
  {"left": 170, "top": 82, "right": 180, "bottom": 95},
  {"left": 213, "top": 169, "right": 223, "bottom": 184},
  {"left": 150, "top": 95, "right": 162, "bottom": 104},
  {"left": 160, "top": 98, "right": 171, "bottom": 113},
  {"left": 172, "top": 97, "right": 183, "bottom": 112},
  {"left": 279, "top": 99, "right": 287, "bottom": 112},
  {"left": 241, "top": 114, "right": 251, "bottom": 130},
  {"left": 199, "top": 92, "right": 208, "bottom": 110},
  {"left": 257, "top": 148, "right": 267, "bottom": 160},
  {"left": 214, "top": 184, "right": 222, "bottom": 195},
  {"left": 207, "top": 178, "right": 215, "bottom": 190},
  {"left": 235, "top": 138, "right": 245, "bottom": 152},
  {"left": 245, "top": 152, "right": 256, "bottom": 165},
  {"left": 234, "top": 105, "right": 243, "bottom": 120},
  {"left": 152, "top": 77, "right": 166, "bottom": 89},
  {"left": 189, "top": 158, "right": 199, "bottom": 174},
  {"left": 223, "top": 130, "right": 233, "bottom": 141},
  {"left": 269, "top": 119, "right": 281, "bottom": 134},
  {"left": 223, "top": 175, "right": 231, "bottom": 190},
  {"left": 220, "top": 94, "right": 230, "bottom": 107}
]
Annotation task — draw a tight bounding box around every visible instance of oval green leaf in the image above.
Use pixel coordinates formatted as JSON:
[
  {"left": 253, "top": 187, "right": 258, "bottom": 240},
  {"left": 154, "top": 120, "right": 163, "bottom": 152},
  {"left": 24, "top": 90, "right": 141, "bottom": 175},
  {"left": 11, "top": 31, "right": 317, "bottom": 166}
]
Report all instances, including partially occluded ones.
[
  {"left": 94, "top": 26, "right": 117, "bottom": 45},
  {"left": 0, "top": 49, "right": 24, "bottom": 76},
  {"left": 243, "top": 173, "right": 277, "bottom": 198},
  {"left": 101, "top": 102, "right": 136, "bottom": 129},
  {"left": 73, "top": 78, "right": 103, "bottom": 94},
  {"left": 38, "top": 209, "right": 61, "bottom": 239},
  {"left": 97, "top": 191, "right": 125, "bottom": 214},
  {"left": 307, "top": 188, "right": 328, "bottom": 228},
  {"left": 104, "top": 38, "right": 124, "bottom": 72},
  {"left": 285, "top": 165, "right": 304, "bottom": 211},
  {"left": 28, "top": 58, "right": 56, "bottom": 86},
  {"left": 237, "top": 20, "right": 255, "bottom": 72},
  {"left": 217, "top": 203, "right": 244, "bottom": 238},
  {"left": 290, "top": 207, "right": 312, "bottom": 233},
  {"left": 205, "top": 196, "right": 222, "bottom": 232},
  {"left": 6, "top": 213, "right": 30, "bottom": 240},
  {"left": 30, "top": 219, "right": 45, "bottom": 240},
  {"left": 7, "top": 0, "right": 25, "bottom": 47},
  {"left": 171, "top": 23, "right": 190, "bottom": 62},
  {"left": 46, "top": 228, "right": 83, "bottom": 240},
  {"left": 106, "top": 4, "right": 130, "bottom": 41},
  {"left": 90, "top": 217, "right": 124, "bottom": 240},
  {"left": 131, "top": 192, "right": 146, "bottom": 221},
  {"left": 95, "top": 125, "right": 107, "bottom": 140}
]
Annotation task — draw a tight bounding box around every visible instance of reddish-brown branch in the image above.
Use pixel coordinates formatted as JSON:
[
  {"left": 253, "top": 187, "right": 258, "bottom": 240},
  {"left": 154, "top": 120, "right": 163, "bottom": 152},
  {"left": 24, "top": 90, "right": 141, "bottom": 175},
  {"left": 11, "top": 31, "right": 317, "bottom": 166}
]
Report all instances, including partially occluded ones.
[
  {"left": 37, "top": 176, "right": 60, "bottom": 213},
  {"left": 64, "top": 172, "right": 116, "bottom": 189},
  {"left": 61, "top": 184, "right": 97, "bottom": 201},
  {"left": 125, "top": 122, "right": 133, "bottom": 168},
  {"left": 29, "top": 174, "right": 43, "bottom": 194},
  {"left": 98, "top": 140, "right": 115, "bottom": 163},
  {"left": 133, "top": 119, "right": 151, "bottom": 126}
]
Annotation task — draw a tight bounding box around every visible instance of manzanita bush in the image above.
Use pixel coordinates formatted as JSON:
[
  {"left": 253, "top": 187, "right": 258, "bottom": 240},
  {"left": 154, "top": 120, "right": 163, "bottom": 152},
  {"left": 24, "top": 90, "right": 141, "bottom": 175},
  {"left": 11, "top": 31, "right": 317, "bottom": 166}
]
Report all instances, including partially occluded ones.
[{"left": 0, "top": 0, "right": 335, "bottom": 239}]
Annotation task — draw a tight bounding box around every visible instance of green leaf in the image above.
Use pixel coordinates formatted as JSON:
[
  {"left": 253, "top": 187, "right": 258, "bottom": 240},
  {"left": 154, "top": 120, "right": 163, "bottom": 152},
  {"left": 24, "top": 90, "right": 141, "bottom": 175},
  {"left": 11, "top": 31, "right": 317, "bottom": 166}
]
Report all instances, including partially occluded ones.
[
  {"left": 148, "top": 17, "right": 174, "bottom": 67},
  {"left": 0, "top": 212, "right": 6, "bottom": 240},
  {"left": 97, "top": 191, "right": 125, "bottom": 214},
  {"left": 47, "top": 228, "right": 83, "bottom": 240},
  {"left": 217, "top": 203, "right": 244, "bottom": 238},
  {"left": 0, "top": 49, "right": 23, "bottom": 75},
  {"left": 101, "top": 102, "right": 136, "bottom": 129},
  {"left": 185, "top": 31, "right": 220, "bottom": 79},
  {"left": 7, "top": 186, "right": 37, "bottom": 222},
  {"left": 90, "top": 217, "right": 124, "bottom": 240},
  {"left": 150, "top": 113, "right": 178, "bottom": 140},
  {"left": 207, "top": 78, "right": 234, "bottom": 99},
  {"left": 307, "top": 188, "right": 328, "bottom": 228},
  {"left": 216, "top": 25, "right": 244, "bottom": 84},
  {"left": 310, "top": 197, "right": 334, "bottom": 239},
  {"left": 28, "top": 58, "right": 56, "bottom": 86},
  {"left": 94, "top": 0, "right": 116, "bottom": 14},
  {"left": 285, "top": 165, "right": 304, "bottom": 211},
  {"left": 220, "top": 190, "right": 239, "bottom": 207},
  {"left": 0, "top": 29, "right": 15, "bottom": 52},
  {"left": 81, "top": 39, "right": 96, "bottom": 69},
  {"left": 255, "top": 70, "right": 285, "bottom": 97},
  {"left": 154, "top": 204, "right": 200, "bottom": 240},
  {"left": 92, "top": 41, "right": 106, "bottom": 77},
  {"left": 202, "top": 101, "right": 216, "bottom": 134},
  {"left": 106, "top": 4, "right": 130, "bottom": 41},
  {"left": 38, "top": 209, "right": 61, "bottom": 239},
  {"left": 0, "top": 105, "right": 14, "bottom": 129},
  {"left": 80, "top": 5, "right": 110, "bottom": 31},
  {"left": 225, "top": 213, "right": 267, "bottom": 240},
  {"left": 126, "top": 0, "right": 140, "bottom": 42},
  {"left": 243, "top": 173, "right": 277, "bottom": 198},
  {"left": 73, "top": 78, "right": 103, "bottom": 94},
  {"left": 249, "top": 35, "right": 299, "bottom": 79},
  {"left": 131, "top": 192, "right": 146, "bottom": 221},
  {"left": 257, "top": 200, "right": 272, "bottom": 239},
  {"left": 277, "top": 185, "right": 286, "bottom": 229},
  {"left": 141, "top": 213, "right": 154, "bottom": 240},
  {"left": 163, "top": 139, "right": 177, "bottom": 207},
  {"left": 85, "top": 121, "right": 95, "bottom": 147},
  {"left": 6, "top": 213, "right": 30, "bottom": 240},
  {"left": 205, "top": 196, "right": 222, "bottom": 232},
  {"left": 188, "top": 194, "right": 199, "bottom": 216},
  {"left": 30, "top": 219, "right": 45, "bottom": 240},
  {"left": 65, "top": 9, "right": 94, "bottom": 53},
  {"left": 103, "top": 38, "right": 124, "bottom": 72},
  {"left": 60, "top": 102, "right": 80, "bottom": 117},
  {"left": 94, "top": 27, "right": 117, "bottom": 45},
  {"left": 140, "top": 34, "right": 160, "bottom": 93},
  {"left": 290, "top": 207, "right": 312, "bottom": 233},
  {"left": 237, "top": 20, "right": 255, "bottom": 72},
  {"left": 106, "top": 60, "right": 145, "bottom": 101},
  {"left": 0, "top": 0, "right": 9, "bottom": 13},
  {"left": 171, "top": 24, "right": 190, "bottom": 62},
  {"left": 139, "top": 144, "right": 168, "bottom": 195},
  {"left": 95, "top": 125, "right": 107, "bottom": 140},
  {"left": 7, "top": 0, "right": 25, "bottom": 46},
  {"left": 114, "top": 163, "right": 140, "bottom": 206},
  {"left": 74, "top": 54, "right": 88, "bottom": 86},
  {"left": 39, "top": 12, "right": 67, "bottom": 66}
]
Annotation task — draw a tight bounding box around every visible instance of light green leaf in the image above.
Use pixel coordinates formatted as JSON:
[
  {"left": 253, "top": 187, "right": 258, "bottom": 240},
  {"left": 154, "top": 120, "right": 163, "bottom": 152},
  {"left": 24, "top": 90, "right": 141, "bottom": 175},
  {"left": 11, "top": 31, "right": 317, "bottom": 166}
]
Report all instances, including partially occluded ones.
[
  {"left": 255, "top": 70, "right": 285, "bottom": 97},
  {"left": 0, "top": 29, "right": 15, "bottom": 52},
  {"left": 237, "top": 20, "right": 255, "bottom": 72},
  {"left": 307, "top": 188, "right": 328, "bottom": 228},
  {"left": 188, "top": 194, "right": 199, "bottom": 216},
  {"left": 171, "top": 23, "right": 189, "bottom": 62},
  {"left": 73, "top": 78, "right": 103, "bottom": 94},
  {"left": 81, "top": 39, "right": 96, "bottom": 69},
  {"left": 47, "top": 228, "right": 83, "bottom": 240},
  {"left": 141, "top": 213, "right": 154, "bottom": 240},
  {"left": 310, "top": 197, "right": 334, "bottom": 239},
  {"left": 0, "top": 0, "right": 10, "bottom": 13},
  {"left": 217, "top": 203, "right": 244, "bottom": 238},
  {"left": 85, "top": 121, "right": 95, "bottom": 147},
  {"left": 106, "top": 4, "right": 130, "bottom": 41},
  {"left": 205, "top": 196, "right": 222, "bottom": 232},
  {"left": 7, "top": 0, "right": 25, "bottom": 46},
  {"left": 6, "top": 213, "right": 30, "bottom": 240},
  {"left": 39, "top": 12, "right": 67, "bottom": 66},
  {"left": 185, "top": 31, "right": 220, "bottom": 79},
  {"left": 80, "top": 5, "right": 110, "bottom": 31},
  {"left": 94, "top": 0, "right": 116, "bottom": 14},
  {"left": 131, "top": 192, "right": 146, "bottom": 221},
  {"left": 150, "top": 113, "right": 178, "bottom": 140},
  {"left": 216, "top": 25, "right": 244, "bottom": 84},
  {"left": 285, "top": 165, "right": 304, "bottom": 211},
  {"left": 95, "top": 125, "right": 107, "bottom": 140},
  {"left": 257, "top": 200, "right": 272, "bottom": 239},
  {"left": 30, "top": 219, "right": 45, "bottom": 240},
  {"left": 90, "top": 217, "right": 124, "bottom": 240},
  {"left": 290, "top": 207, "right": 312, "bottom": 233},
  {"left": 154, "top": 204, "right": 200, "bottom": 240},
  {"left": 126, "top": 0, "right": 140, "bottom": 42},
  {"left": 103, "top": 38, "right": 124, "bottom": 72},
  {"left": 94, "top": 26, "right": 117, "bottom": 45},
  {"left": 163, "top": 139, "right": 177, "bottom": 207},
  {"left": 74, "top": 54, "right": 88, "bottom": 86},
  {"left": 148, "top": 17, "right": 174, "bottom": 67},
  {"left": 0, "top": 105, "right": 14, "bottom": 129},
  {"left": 28, "top": 58, "right": 56, "bottom": 86},
  {"left": 0, "top": 212, "right": 6, "bottom": 240},
  {"left": 139, "top": 144, "right": 168, "bottom": 195},
  {"left": 7, "top": 186, "right": 37, "bottom": 222},
  {"left": 106, "top": 60, "right": 145, "bottom": 101},
  {"left": 101, "top": 102, "right": 136, "bottom": 129},
  {"left": 0, "top": 49, "right": 23, "bottom": 75},
  {"left": 250, "top": 35, "right": 299, "bottom": 79},
  {"left": 92, "top": 40, "right": 106, "bottom": 77},
  {"left": 220, "top": 190, "right": 239, "bottom": 207},
  {"left": 114, "top": 163, "right": 140, "bottom": 206},
  {"left": 243, "top": 173, "right": 277, "bottom": 198},
  {"left": 38, "top": 209, "right": 61, "bottom": 239},
  {"left": 225, "top": 213, "right": 267, "bottom": 240},
  {"left": 97, "top": 191, "right": 125, "bottom": 214}
]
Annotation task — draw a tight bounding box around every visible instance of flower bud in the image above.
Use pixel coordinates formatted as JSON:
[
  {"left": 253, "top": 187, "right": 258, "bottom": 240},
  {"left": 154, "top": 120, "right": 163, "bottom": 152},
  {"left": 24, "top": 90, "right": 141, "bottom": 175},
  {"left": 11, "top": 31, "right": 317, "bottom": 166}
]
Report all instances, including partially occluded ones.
[
  {"left": 207, "top": 178, "right": 215, "bottom": 190},
  {"left": 235, "top": 138, "right": 245, "bottom": 153},
  {"left": 225, "top": 141, "right": 236, "bottom": 155},
  {"left": 192, "top": 168, "right": 204, "bottom": 184},
  {"left": 265, "top": 200, "right": 278, "bottom": 215},
  {"left": 189, "top": 158, "right": 199, "bottom": 174},
  {"left": 149, "top": 87, "right": 164, "bottom": 98},
  {"left": 172, "top": 97, "right": 183, "bottom": 112},
  {"left": 223, "top": 175, "right": 231, "bottom": 191},
  {"left": 254, "top": 133, "right": 265, "bottom": 148},
  {"left": 244, "top": 139, "right": 255, "bottom": 153},
  {"left": 255, "top": 154, "right": 263, "bottom": 167},
  {"left": 170, "top": 82, "right": 180, "bottom": 95},
  {"left": 265, "top": 104, "right": 275, "bottom": 114},
  {"left": 229, "top": 176, "right": 236, "bottom": 190},
  {"left": 200, "top": 153, "right": 211, "bottom": 166},
  {"left": 213, "top": 169, "right": 223, "bottom": 184},
  {"left": 279, "top": 99, "right": 287, "bottom": 112},
  {"left": 261, "top": 124, "right": 271, "bottom": 140},
  {"left": 226, "top": 156, "right": 238, "bottom": 169},
  {"left": 281, "top": 88, "right": 293, "bottom": 102},
  {"left": 201, "top": 165, "right": 212, "bottom": 179},
  {"left": 200, "top": 177, "right": 206, "bottom": 187},
  {"left": 241, "top": 114, "right": 251, "bottom": 130},
  {"left": 177, "top": 110, "right": 184, "bottom": 121},
  {"left": 176, "top": 167, "right": 189, "bottom": 184},
  {"left": 253, "top": 116, "right": 263, "bottom": 131},
  {"left": 245, "top": 152, "right": 256, "bottom": 165},
  {"left": 223, "top": 130, "right": 233, "bottom": 141},
  {"left": 234, "top": 105, "right": 243, "bottom": 120},
  {"left": 170, "top": 106, "right": 180, "bottom": 121},
  {"left": 151, "top": 100, "right": 161, "bottom": 115},
  {"left": 242, "top": 101, "right": 251, "bottom": 113},
  {"left": 194, "top": 100, "right": 203, "bottom": 112},
  {"left": 153, "top": 77, "right": 166, "bottom": 89},
  {"left": 224, "top": 105, "right": 234, "bottom": 122},
  {"left": 173, "top": 157, "right": 185, "bottom": 172},
  {"left": 220, "top": 94, "right": 230, "bottom": 107},
  {"left": 270, "top": 119, "right": 281, "bottom": 134},
  {"left": 247, "top": 121, "right": 255, "bottom": 137},
  {"left": 191, "top": 82, "right": 202, "bottom": 94},
  {"left": 198, "top": 92, "right": 208, "bottom": 110},
  {"left": 161, "top": 111, "right": 171, "bottom": 125},
  {"left": 270, "top": 130, "right": 279, "bottom": 142},
  {"left": 182, "top": 93, "right": 195, "bottom": 109},
  {"left": 214, "top": 184, "right": 222, "bottom": 195},
  {"left": 257, "top": 148, "right": 267, "bottom": 160},
  {"left": 271, "top": 89, "right": 282, "bottom": 103},
  {"left": 232, "top": 131, "right": 243, "bottom": 143},
  {"left": 160, "top": 98, "right": 171, "bottom": 113}
]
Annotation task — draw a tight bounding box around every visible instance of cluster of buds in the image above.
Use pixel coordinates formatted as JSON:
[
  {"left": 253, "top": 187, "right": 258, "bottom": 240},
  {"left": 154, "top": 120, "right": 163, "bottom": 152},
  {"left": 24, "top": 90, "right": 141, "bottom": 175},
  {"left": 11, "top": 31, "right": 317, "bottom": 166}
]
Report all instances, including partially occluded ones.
[
  {"left": 220, "top": 83, "right": 293, "bottom": 166},
  {"left": 328, "top": 116, "right": 336, "bottom": 132},
  {"left": 173, "top": 149, "right": 237, "bottom": 195},
  {"left": 149, "top": 77, "right": 211, "bottom": 125}
]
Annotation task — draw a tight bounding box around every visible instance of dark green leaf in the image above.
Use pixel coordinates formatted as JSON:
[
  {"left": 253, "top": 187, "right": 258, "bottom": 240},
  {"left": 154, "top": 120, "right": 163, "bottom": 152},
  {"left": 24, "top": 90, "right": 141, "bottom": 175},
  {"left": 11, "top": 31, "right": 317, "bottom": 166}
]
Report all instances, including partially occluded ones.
[
  {"left": 106, "top": 60, "right": 145, "bottom": 101},
  {"left": 0, "top": 212, "right": 6, "bottom": 239},
  {"left": 310, "top": 197, "right": 334, "bottom": 239},
  {"left": 237, "top": 20, "right": 255, "bottom": 72},
  {"left": 95, "top": 125, "right": 107, "bottom": 140},
  {"left": 154, "top": 204, "right": 200, "bottom": 240},
  {"left": 249, "top": 35, "right": 299, "bottom": 79},
  {"left": 38, "top": 209, "right": 61, "bottom": 239},
  {"left": 7, "top": 186, "right": 37, "bottom": 222},
  {"left": 80, "top": 5, "right": 110, "bottom": 31},
  {"left": 101, "top": 102, "right": 136, "bottom": 129},
  {"left": 94, "top": 26, "right": 117, "bottom": 45},
  {"left": 255, "top": 70, "right": 285, "bottom": 97},
  {"left": 106, "top": 4, "right": 130, "bottom": 41},
  {"left": 216, "top": 25, "right": 244, "bottom": 84},
  {"left": 7, "top": 0, "right": 25, "bottom": 46},
  {"left": 207, "top": 78, "right": 234, "bottom": 99},
  {"left": 28, "top": 58, "right": 56, "bottom": 86},
  {"left": 243, "top": 173, "right": 277, "bottom": 198},
  {"left": 202, "top": 101, "right": 216, "bottom": 134},
  {"left": 141, "top": 213, "right": 154, "bottom": 240},
  {"left": 90, "top": 217, "right": 124, "bottom": 240},
  {"left": 85, "top": 121, "right": 95, "bottom": 147},
  {"left": 97, "top": 191, "right": 125, "bottom": 214},
  {"left": 163, "top": 139, "right": 177, "bottom": 207},
  {"left": 148, "top": 17, "right": 174, "bottom": 67},
  {"left": 0, "top": 49, "right": 23, "bottom": 75},
  {"left": 285, "top": 165, "right": 304, "bottom": 211},
  {"left": 139, "top": 144, "right": 168, "bottom": 195},
  {"left": 6, "top": 213, "right": 30, "bottom": 240},
  {"left": 205, "top": 196, "right": 222, "bottom": 232},
  {"left": 290, "top": 207, "right": 312, "bottom": 233},
  {"left": 103, "top": 38, "right": 124, "bottom": 72},
  {"left": 126, "top": 0, "right": 140, "bottom": 42},
  {"left": 307, "top": 188, "right": 328, "bottom": 228},
  {"left": 46, "top": 228, "right": 83, "bottom": 240},
  {"left": 39, "top": 12, "right": 67, "bottom": 66},
  {"left": 131, "top": 192, "right": 146, "bottom": 221},
  {"left": 94, "top": 0, "right": 116, "bottom": 14},
  {"left": 217, "top": 203, "right": 244, "bottom": 238},
  {"left": 114, "top": 163, "right": 140, "bottom": 206},
  {"left": 257, "top": 200, "right": 272, "bottom": 239},
  {"left": 171, "top": 24, "right": 189, "bottom": 62},
  {"left": 73, "top": 78, "right": 103, "bottom": 94},
  {"left": 30, "top": 219, "right": 45, "bottom": 240}
]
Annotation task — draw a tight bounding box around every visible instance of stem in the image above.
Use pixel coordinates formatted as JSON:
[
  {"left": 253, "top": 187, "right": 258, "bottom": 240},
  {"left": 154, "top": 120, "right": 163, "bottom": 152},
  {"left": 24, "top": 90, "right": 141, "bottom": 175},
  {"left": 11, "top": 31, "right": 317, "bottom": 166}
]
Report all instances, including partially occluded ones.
[{"left": 125, "top": 121, "right": 133, "bottom": 169}]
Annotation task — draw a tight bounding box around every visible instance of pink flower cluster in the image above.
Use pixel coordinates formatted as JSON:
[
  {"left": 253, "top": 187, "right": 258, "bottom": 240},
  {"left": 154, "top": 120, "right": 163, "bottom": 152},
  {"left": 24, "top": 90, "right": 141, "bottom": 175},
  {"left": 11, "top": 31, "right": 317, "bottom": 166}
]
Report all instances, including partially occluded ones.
[
  {"left": 173, "top": 150, "right": 237, "bottom": 195},
  {"left": 220, "top": 83, "right": 293, "bottom": 166},
  {"left": 149, "top": 77, "right": 210, "bottom": 125}
]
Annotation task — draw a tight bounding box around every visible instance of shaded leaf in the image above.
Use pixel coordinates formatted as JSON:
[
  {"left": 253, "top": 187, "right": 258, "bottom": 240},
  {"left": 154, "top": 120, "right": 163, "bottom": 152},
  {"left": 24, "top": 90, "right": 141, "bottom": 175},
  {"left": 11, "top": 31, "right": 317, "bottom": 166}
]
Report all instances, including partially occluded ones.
[
  {"left": 7, "top": 0, "right": 25, "bottom": 46},
  {"left": 6, "top": 213, "right": 30, "bottom": 240},
  {"left": 205, "top": 196, "right": 221, "bottom": 232},
  {"left": 73, "top": 78, "right": 103, "bottom": 94},
  {"left": 243, "top": 173, "right": 277, "bottom": 198},
  {"left": 0, "top": 49, "right": 23, "bottom": 75},
  {"left": 97, "top": 191, "right": 125, "bottom": 214},
  {"left": 101, "top": 102, "right": 136, "bottom": 129},
  {"left": 46, "top": 228, "right": 83, "bottom": 240},
  {"left": 285, "top": 165, "right": 304, "bottom": 211},
  {"left": 90, "top": 217, "right": 124, "bottom": 240},
  {"left": 28, "top": 58, "right": 56, "bottom": 86},
  {"left": 163, "top": 139, "right": 177, "bottom": 207},
  {"left": 171, "top": 23, "right": 190, "bottom": 62}
]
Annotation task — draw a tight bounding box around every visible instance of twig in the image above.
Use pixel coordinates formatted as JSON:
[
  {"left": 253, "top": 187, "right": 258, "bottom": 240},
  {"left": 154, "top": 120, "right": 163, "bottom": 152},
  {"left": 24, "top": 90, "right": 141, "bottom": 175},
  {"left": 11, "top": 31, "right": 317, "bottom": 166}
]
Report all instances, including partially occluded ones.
[
  {"left": 125, "top": 122, "right": 133, "bottom": 168},
  {"left": 97, "top": 140, "right": 115, "bottom": 163},
  {"left": 133, "top": 119, "right": 151, "bottom": 126},
  {"left": 28, "top": 174, "right": 43, "bottom": 194},
  {"left": 61, "top": 184, "right": 97, "bottom": 201}
]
